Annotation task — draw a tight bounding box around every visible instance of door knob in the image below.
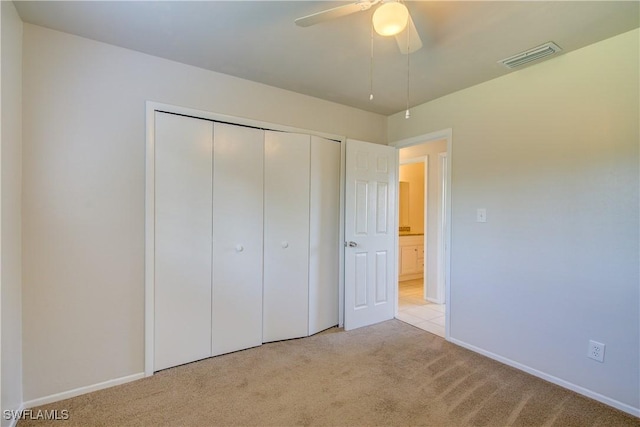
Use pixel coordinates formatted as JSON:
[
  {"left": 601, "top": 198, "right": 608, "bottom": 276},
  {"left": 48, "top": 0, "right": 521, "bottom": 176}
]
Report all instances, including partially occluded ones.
[
  {"left": 281, "top": 241, "right": 289, "bottom": 249},
  {"left": 345, "top": 241, "right": 358, "bottom": 247},
  {"left": 235, "top": 244, "right": 244, "bottom": 252}
]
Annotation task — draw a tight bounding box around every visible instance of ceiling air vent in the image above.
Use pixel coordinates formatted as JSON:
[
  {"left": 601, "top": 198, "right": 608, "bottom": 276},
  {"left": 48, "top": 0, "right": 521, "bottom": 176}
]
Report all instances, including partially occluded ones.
[{"left": 498, "top": 42, "right": 562, "bottom": 69}]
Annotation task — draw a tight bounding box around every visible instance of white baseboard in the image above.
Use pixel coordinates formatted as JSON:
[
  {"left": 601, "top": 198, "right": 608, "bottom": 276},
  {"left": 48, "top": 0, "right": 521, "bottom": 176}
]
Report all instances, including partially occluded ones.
[
  {"left": 22, "top": 372, "right": 145, "bottom": 409},
  {"left": 449, "top": 337, "right": 640, "bottom": 418},
  {"left": 5, "top": 403, "right": 25, "bottom": 427}
]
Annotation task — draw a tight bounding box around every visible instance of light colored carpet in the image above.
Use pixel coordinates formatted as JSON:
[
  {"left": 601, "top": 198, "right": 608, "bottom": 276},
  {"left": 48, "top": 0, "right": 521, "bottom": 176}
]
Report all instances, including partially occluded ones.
[{"left": 19, "top": 320, "right": 639, "bottom": 426}]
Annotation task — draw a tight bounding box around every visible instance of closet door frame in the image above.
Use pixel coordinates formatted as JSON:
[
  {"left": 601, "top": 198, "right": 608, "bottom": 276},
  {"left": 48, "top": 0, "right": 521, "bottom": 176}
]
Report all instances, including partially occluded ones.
[{"left": 144, "top": 101, "right": 345, "bottom": 376}]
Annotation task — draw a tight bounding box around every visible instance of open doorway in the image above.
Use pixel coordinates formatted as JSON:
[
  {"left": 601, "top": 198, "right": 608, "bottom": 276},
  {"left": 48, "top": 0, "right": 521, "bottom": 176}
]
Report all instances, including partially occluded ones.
[{"left": 395, "top": 139, "right": 448, "bottom": 337}]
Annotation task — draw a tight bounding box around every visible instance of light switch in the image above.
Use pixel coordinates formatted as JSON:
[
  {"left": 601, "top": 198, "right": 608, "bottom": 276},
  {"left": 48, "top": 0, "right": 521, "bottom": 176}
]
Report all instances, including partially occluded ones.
[{"left": 476, "top": 208, "right": 487, "bottom": 223}]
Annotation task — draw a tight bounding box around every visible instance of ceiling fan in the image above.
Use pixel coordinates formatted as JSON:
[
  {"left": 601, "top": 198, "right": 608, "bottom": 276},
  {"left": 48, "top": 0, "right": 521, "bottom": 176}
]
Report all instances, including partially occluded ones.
[{"left": 295, "top": 0, "right": 423, "bottom": 54}]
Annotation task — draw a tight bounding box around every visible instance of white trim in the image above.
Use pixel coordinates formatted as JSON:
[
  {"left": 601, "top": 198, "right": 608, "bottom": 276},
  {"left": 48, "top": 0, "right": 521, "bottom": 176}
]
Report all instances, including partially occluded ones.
[
  {"left": 392, "top": 148, "right": 399, "bottom": 321},
  {"left": 145, "top": 101, "right": 345, "bottom": 374},
  {"left": 5, "top": 403, "right": 25, "bottom": 427},
  {"left": 444, "top": 139, "right": 452, "bottom": 342},
  {"left": 436, "top": 152, "right": 448, "bottom": 305},
  {"left": 393, "top": 153, "right": 399, "bottom": 320},
  {"left": 390, "top": 128, "right": 453, "bottom": 341},
  {"left": 338, "top": 137, "right": 346, "bottom": 328},
  {"left": 146, "top": 101, "right": 342, "bottom": 141},
  {"left": 449, "top": 338, "right": 640, "bottom": 418},
  {"left": 22, "top": 373, "right": 144, "bottom": 409},
  {"left": 390, "top": 128, "right": 452, "bottom": 150},
  {"left": 144, "top": 103, "right": 155, "bottom": 377}
]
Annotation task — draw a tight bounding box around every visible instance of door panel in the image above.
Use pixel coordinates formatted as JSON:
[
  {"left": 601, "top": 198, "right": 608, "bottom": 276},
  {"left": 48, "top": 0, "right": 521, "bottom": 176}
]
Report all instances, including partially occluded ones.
[
  {"left": 212, "top": 123, "right": 264, "bottom": 356},
  {"left": 355, "top": 181, "right": 369, "bottom": 234},
  {"left": 308, "top": 137, "right": 341, "bottom": 335},
  {"left": 345, "top": 139, "right": 397, "bottom": 330},
  {"left": 375, "top": 251, "right": 389, "bottom": 303},
  {"left": 263, "top": 131, "right": 310, "bottom": 342},
  {"left": 154, "top": 112, "right": 212, "bottom": 370},
  {"left": 376, "top": 182, "right": 389, "bottom": 233},
  {"left": 355, "top": 252, "right": 368, "bottom": 308}
]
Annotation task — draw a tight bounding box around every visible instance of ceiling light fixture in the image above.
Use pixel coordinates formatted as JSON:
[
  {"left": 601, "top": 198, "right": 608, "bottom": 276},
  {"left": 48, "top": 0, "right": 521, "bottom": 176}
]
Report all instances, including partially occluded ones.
[{"left": 372, "top": 1, "right": 409, "bottom": 36}]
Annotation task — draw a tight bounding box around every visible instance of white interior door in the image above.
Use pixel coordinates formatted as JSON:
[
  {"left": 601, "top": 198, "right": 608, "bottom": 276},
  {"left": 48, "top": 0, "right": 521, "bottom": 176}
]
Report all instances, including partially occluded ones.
[
  {"left": 344, "top": 139, "right": 397, "bottom": 330},
  {"left": 212, "top": 123, "right": 264, "bottom": 356},
  {"left": 263, "top": 131, "right": 310, "bottom": 342},
  {"left": 154, "top": 112, "right": 213, "bottom": 370}
]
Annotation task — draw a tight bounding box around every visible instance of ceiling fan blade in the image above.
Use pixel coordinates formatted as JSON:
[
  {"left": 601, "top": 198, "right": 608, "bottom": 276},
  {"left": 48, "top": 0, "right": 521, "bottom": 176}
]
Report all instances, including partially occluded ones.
[
  {"left": 295, "top": 2, "right": 373, "bottom": 27},
  {"left": 395, "top": 14, "right": 423, "bottom": 54}
]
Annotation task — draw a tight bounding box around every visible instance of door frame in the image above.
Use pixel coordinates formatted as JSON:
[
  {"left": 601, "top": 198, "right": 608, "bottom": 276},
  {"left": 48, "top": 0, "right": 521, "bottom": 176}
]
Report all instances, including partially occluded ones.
[
  {"left": 437, "top": 152, "right": 448, "bottom": 305},
  {"left": 145, "top": 101, "right": 346, "bottom": 376},
  {"left": 390, "top": 129, "right": 452, "bottom": 340}
]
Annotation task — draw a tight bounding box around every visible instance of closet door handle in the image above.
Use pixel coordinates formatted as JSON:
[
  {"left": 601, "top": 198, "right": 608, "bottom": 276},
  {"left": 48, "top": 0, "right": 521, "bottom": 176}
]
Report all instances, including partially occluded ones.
[
  {"left": 281, "top": 241, "right": 289, "bottom": 249},
  {"left": 235, "top": 244, "right": 244, "bottom": 252},
  {"left": 345, "top": 241, "right": 358, "bottom": 248}
]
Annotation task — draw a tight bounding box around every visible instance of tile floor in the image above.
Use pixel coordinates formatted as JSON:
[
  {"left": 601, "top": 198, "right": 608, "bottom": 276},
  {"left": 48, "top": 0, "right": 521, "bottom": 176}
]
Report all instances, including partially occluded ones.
[{"left": 396, "top": 278, "right": 446, "bottom": 337}]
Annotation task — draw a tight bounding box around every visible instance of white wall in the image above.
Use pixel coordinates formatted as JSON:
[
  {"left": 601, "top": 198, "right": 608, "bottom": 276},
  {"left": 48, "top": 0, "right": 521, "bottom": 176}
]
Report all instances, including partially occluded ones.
[
  {"left": 1, "top": 0, "right": 23, "bottom": 423},
  {"left": 389, "top": 29, "right": 639, "bottom": 413},
  {"left": 21, "top": 24, "right": 386, "bottom": 401},
  {"left": 399, "top": 140, "right": 447, "bottom": 301}
]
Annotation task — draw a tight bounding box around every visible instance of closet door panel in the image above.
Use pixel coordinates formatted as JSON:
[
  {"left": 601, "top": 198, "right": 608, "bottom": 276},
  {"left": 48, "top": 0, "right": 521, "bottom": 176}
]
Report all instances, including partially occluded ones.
[
  {"left": 263, "top": 132, "right": 310, "bottom": 342},
  {"left": 212, "top": 123, "right": 264, "bottom": 356},
  {"left": 309, "top": 137, "right": 341, "bottom": 335},
  {"left": 154, "top": 112, "right": 213, "bottom": 370}
]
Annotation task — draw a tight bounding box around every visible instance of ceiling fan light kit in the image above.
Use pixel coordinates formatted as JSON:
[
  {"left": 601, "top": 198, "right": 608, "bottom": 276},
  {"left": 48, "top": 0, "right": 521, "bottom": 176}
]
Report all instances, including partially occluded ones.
[
  {"left": 372, "top": 2, "right": 409, "bottom": 36},
  {"left": 294, "top": 0, "right": 421, "bottom": 54},
  {"left": 295, "top": 0, "right": 420, "bottom": 116}
]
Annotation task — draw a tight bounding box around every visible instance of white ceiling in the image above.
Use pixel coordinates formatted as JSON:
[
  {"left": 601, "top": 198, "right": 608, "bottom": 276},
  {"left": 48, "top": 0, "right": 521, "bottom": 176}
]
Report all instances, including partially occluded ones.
[{"left": 14, "top": 1, "right": 640, "bottom": 116}]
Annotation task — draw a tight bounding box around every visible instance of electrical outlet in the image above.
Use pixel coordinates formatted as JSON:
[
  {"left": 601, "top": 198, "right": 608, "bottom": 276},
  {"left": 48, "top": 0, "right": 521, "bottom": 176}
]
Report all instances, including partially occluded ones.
[{"left": 587, "top": 340, "right": 605, "bottom": 362}]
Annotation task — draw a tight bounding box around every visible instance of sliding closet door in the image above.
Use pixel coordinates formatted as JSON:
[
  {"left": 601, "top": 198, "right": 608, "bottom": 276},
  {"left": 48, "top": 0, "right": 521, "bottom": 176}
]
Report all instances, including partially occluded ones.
[
  {"left": 308, "top": 136, "right": 341, "bottom": 335},
  {"left": 263, "top": 132, "right": 310, "bottom": 342},
  {"left": 212, "top": 123, "right": 264, "bottom": 356},
  {"left": 154, "top": 112, "right": 213, "bottom": 371}
]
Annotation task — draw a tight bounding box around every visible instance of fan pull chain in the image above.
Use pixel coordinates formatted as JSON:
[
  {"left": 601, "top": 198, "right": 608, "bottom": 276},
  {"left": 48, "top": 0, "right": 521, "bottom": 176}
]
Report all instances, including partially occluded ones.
[
  {"left": 405, "top": 17, "right": 411, "bottom": 119},
  {"left": 369, "top": 16, "right": 374, "bottom": 101}
]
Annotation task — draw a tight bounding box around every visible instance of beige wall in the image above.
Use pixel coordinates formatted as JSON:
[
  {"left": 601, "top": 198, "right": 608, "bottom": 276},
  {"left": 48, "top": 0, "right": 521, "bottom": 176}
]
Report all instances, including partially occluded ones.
[
  {"left": 399, "top": 140, "right": 447, "bottom": 301},
  {"left": 1, "top": 1, "right": 24, "bottom": 423},
  {"left": 389, "top": 29, "right": 639, "bottom": 411},
  {"left": 21, "top": 24, "right": 387, "bottom": 401}
]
